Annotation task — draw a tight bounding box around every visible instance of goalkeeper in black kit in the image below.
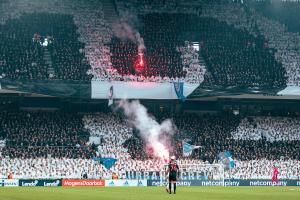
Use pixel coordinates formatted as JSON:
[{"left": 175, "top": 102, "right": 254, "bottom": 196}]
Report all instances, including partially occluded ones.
[{"left": 166, "top": 156, "right": 179, "bottom": 194}]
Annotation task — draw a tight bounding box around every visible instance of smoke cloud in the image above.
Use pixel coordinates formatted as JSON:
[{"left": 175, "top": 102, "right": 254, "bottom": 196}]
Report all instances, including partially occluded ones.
[
  {"left": 112, "top": 18, "right": 145, "bottom": 54},
  {"left": 118, "top": 100, "right": 175, "bottom": 161}
]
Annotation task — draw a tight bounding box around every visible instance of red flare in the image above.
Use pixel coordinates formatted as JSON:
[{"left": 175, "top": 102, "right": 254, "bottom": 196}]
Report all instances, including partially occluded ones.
[{"left": 139, "top": 54, "right": 144, "bottom": 66}]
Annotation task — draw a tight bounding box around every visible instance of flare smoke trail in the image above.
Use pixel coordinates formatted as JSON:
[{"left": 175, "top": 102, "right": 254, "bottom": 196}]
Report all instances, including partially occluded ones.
[
  {"left": 118, "top": 100, "right": 175, "bottom": 161},
  {"left": 112, "top": 18, "right": 145, "bottom": 54}
]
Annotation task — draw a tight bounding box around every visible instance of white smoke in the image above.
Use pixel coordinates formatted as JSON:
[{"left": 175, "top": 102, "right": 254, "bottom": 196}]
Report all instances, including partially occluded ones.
[
  {"left": 112, "top": 20, "right": 145, "bottom": 54},
  {"left": 118, "top": 100, "right": 175, "bottom": 160}
]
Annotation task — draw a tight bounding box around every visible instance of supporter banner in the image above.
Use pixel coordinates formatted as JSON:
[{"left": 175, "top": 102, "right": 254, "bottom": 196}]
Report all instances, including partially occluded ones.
[
  {"left": 147, "top": 179, "right": 300, "bottom": 187},
  {"left": 1, "top": 79, "right": 90, "bottom": 98},
  {"left": 105, "top": 180, "right": 147, "bottom": 187},
  {"left": 1, "top": 79, "right": 284, "bottom": 99},
  {"left": 91, "top": 81, "right": 199, "bottom": 99},
  {"left": 125, "top": 171, "right": 210, "bottom": 180},
  {"left": 1, "top": 179, "right": 19, "bottom": 187},
  {"left": 19, "top": 179, "right": 62, "bottom": 187},
  {"left": 62, "top": 179, "right": 105, "bottom": 187}
]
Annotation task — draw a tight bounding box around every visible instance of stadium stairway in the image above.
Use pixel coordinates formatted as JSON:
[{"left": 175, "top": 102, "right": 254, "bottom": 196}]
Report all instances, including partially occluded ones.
[
  {"left": 43, "top": 48, "right": 55, "bottom": 78},
  {"left": 102, "top": 0, "right": 119, "bottom": 25}
]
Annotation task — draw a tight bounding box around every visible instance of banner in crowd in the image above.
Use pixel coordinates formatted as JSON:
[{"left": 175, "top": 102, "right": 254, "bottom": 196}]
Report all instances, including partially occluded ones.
[
  {"left": 124, "top": 171, "right": 212, "bottom": 180},
  {"left": 147, "top": 179, "right": 300, "bottom": 187},
  {"left": 1, "top": 79, "right": 91, "bottom": 98},
  {"left": 92, "top": 81, "right": 199, "bottom": 99},
  {"left": 19, "top": 179, "right": 62, "bottom": 187},
  {"left": 62, "top": 179, "right": 105, "bottom": 187},
  {"left": 105, "top": 180, "right": 147, "bottom": 187},
  {"left": 0, "top": 179, "right": 19, "bottom": 187}
]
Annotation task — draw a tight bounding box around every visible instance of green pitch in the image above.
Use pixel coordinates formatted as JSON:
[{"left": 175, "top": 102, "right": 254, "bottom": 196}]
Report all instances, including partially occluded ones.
[{"left": 0, "top": 187, "right": 299, "bottom": 200}]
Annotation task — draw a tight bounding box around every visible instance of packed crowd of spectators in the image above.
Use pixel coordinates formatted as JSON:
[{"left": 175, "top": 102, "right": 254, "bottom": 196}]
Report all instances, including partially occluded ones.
[
  {"left": 0, "top": 0, "right": 110, "bottom": 81},
  {"left": 1, "top": 111, "right": 300, "bottom": 179},
  {"left": 250, "top": 2, "right": 300, "bottom": 86},
  {"left": 0, "top": 111, "right": 91, "bottom": 159},
  {"left": 111, "top": 0, "right": 288, "bottom": 87},
  {"left": 0, "top": 14, "right": 47, "bottom": 80},
  {"left": 115, "top": 0, "right": 202, "bottom": 16},
  {"left": 185, "top": 13, "right": 286, "bottom": 88},
  {"left": 252, "top": 0, "right": 300, "bottom": 34},
  {"left": 201, "top": 1, "right": 300, "bottom": 87},
  {"left": 177, "top": 42, "right": 206, "bottom": 84},
  {"left": 109, "top": 13, "right": 188, "bottom": 81},
  {"left": 230, "top": 158, "right": 300, "bottom": 179},
  {"left": 232, "top": 117, "right": 300, "bottom": 142},
  {"left": 0, "top": 3, "right": 90, "bottom": 81},
  {"left": 0, "top": 0, "right": 289, "bottom": 87}
]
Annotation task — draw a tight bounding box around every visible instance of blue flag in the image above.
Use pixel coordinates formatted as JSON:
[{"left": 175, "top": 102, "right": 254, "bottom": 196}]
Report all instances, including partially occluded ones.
[
  {"left": 173, "top": 81, "right": 186, "bottom": 101},
  {"left": 108, "top": 85, "right": 114, "bottom": 106},
  {"left": 229, "top": 157, "right": 235, "bottom": 169},
  {"left": 183, "top": 141, "right": 201, "bottom": 157},
  {"left": 100, "top": 158, "right": 117, "bottom": 169},
  {"left": 218, "top": 151, "right": 235, "bottom": 169}
]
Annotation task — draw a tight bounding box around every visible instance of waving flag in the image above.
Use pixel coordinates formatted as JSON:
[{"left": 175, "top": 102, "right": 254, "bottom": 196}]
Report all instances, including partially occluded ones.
[
  {"left": 173, "top": 81, "right": 186, "bottom": 101},
  {"left": 218, "top": 151, "right": 235, "bottom": 169},
  {"left": 108, "top": 85, "right": 114, "bottom": 106},
  {"left": 182, "top": 141, "right": 201, "bottom": 157},
  {"left": 100, "top": 158, "right": 117, "bottom": 169}
]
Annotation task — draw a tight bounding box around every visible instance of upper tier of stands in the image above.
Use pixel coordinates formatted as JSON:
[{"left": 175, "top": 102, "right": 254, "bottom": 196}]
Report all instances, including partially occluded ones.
[
  {"left": 0, "top": 0, "right": 293, "bottom": 89},
  {"left": 0, "top": 13, "right": 90, "bottom": 81}
]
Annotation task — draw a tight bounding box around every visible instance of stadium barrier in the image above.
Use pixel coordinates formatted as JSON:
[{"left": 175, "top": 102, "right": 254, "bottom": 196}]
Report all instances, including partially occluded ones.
[
  {"left": 147, "top": 179, "right": 300, "bottom": 186},
  {"left": 0, "top": 179, "right": 19, "bottom": 187},
  {"left": 105, "top": 180, "right": 147, "bottom": 187},
  {"left": 19, "top": 179, "right": 62, "bottom": 187},
  {"left": 1, "top": 179, "right": 300, "bottom": 187},
  {"left": 62, "top": 179, "right": 105, "bottom": 187}
]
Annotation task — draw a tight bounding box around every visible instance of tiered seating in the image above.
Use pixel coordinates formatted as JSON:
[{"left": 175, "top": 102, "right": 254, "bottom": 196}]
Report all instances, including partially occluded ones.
[
  {"left": 0, "top": 111, "right": 91, "bottom": 159},
  {"left": 1, "top": 111, "right": 300, "bottom": 179},
  {"left": 0, "top": 13, "right": 90, "bottom": 81}
]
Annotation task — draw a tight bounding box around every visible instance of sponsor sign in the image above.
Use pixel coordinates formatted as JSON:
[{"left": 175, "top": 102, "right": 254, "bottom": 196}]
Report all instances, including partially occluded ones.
[
  {"left": 19, "top": 179, "right": 62, "bottom": 187},
  {"left": 147, "top": 179, "right": 300, "bottom": 187},
  {"left": 105, "top": 180, "right": 147, "bottom": 187},
  {"left": 62, "top": 179, "right": 105, "bottom": 187},
  {"left": 1, "top": 179, "right": 19, "bottom": 187},
  {"left": 148, "top": 180, "right": 200, "bottom": 187}
]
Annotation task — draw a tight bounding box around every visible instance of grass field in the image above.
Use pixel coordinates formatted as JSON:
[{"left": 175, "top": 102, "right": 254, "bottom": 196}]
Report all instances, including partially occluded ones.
[{"left": 0, "top": 187, "right": 299, "bottom": 200}]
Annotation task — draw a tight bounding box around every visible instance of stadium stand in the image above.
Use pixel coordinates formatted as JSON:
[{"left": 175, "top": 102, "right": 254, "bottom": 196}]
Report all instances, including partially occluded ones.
[
  {"left": 0, "top": 111, "right": 91, "bottom": 159},
  {"left": 1, "top": 111, "right": 300, "bottom": 180},
  {"left": 249, "top": 1, "right": 300, "bottom": 86},
  {"left": 0, "top": 13, "right": 89, "bottom": 80},
  {"left": 0, "top": 0, "right": 289, "bottom": 87},
  {"left": 201, "top": 1, "right": 300, "bottom": 86},
  {"left": 1, "top": 0, "right": 300, "bottom": 183}
]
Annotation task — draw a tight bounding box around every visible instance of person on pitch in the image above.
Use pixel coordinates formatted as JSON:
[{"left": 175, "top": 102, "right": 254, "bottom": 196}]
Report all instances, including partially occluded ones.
[
  {"left": 272, "top": 165, "right": 279, "bottom": 186},
  {"left": 166, "top": 156, "right": 179, "bottom": 194}
]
